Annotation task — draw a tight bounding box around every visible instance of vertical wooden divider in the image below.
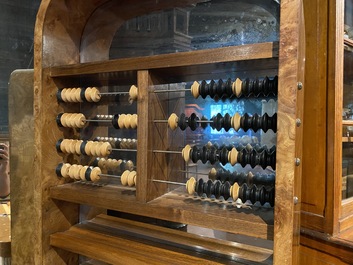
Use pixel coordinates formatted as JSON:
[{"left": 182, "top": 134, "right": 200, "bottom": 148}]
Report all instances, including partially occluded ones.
[
  {"left": 274, "top": 0, "right": 305, "bottom": 264},
  {"left": 136, "top": 70, "right": 150, "bottom": 202}
]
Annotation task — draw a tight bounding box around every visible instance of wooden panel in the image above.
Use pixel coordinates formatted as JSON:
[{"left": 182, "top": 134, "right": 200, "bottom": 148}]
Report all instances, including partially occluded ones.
[
  {"left": 0, "top": 203, "right": 10, "bottom": 258},
  {"left": 8, "top": 69, "right": 37, "bottom": 264},
  {"left": 50, "top": 42, "right": 279, "bottom": 77},
  {"left": 50, "top": 184, "right": 274, "bottom": 240},
  {"left": 50, "top": 214, "right": 273, "bottom": 265},
  {"left": 273, "top": 0, "right": 305, "bottom": 264},
  {"left": 300, "top": 245, "right": 349, "bottom": 265},
  {"left": 301, "top": 0, "right": 328, "bottom": 227},
  {"left": 300, "top": 229, "right": 353, "bottom": 264}
]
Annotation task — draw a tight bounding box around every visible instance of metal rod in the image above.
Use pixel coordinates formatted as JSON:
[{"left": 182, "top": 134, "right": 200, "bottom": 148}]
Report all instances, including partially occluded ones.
[
  {"left": 152, "top": 89, "right": 189, "bottom": 93},
  {"left": 152, "top": 150, "right": 182, "bottom": 154},
  {"left": 178, "top": 170, "right": 208, "bottom": 176},
  {"left": 153, "top": 119, "right": 211, "bottom": 123},
  {"left": 99, "top": 173, "right": 121, "bottom": 178},
  {"left": 111, "top": 148, "right": 137, "bottom": 152},
  {"left": 85, "top": 119, "right": 112, "bottom": 123},
  {"left": 152, "top": 179, "right": 185, "bottom": 186},
  {"left": 99, "top": 91, "right": 130, "bottom": 95}
]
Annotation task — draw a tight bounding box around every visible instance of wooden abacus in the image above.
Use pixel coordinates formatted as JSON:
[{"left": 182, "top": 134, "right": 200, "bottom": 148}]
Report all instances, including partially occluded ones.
[
  {"left": 57, "top": 85, "right": 138, "bottom": 103},
  {"left": 26, "top": 1, "right": 305, "bottom": 264}
]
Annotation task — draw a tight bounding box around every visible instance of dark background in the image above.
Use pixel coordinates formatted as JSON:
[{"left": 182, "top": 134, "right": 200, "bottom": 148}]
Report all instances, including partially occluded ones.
[{"left": 0, "top": 1, "right": 40, "bottom": 135}]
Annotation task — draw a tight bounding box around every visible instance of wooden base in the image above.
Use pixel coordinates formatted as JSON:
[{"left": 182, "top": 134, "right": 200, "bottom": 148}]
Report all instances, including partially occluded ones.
[{"left": 50, "top": 214, "right": 273, "bottom": 265}]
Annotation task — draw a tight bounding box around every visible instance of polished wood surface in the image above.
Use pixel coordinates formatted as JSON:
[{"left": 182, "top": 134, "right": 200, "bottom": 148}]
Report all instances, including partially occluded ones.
[
  {"left": 50, "top": 184, "right": 274, "bottom": 240},
  {"left": 50, "top": 214, "right": 273, "bottom": 265},
  {"left": 32, "top": 0, "right": 303, "bottom": 264},
  {"left": 274, "top": 0, "right": 305, "bottom": 263},
  {"left": 0, "top": 203, "right": 10, "bottom": 259}
]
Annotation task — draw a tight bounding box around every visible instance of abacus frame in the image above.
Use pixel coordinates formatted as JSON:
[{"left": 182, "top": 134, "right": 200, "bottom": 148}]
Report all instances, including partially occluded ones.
[{"left": 17, "top": 0, "right": 305, "bottom": 264}]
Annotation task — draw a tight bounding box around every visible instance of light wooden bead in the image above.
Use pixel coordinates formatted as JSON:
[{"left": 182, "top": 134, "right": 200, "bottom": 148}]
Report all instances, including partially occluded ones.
[
  {"left": 232, "top": 78, "right": 242, "bottom": 97},
  {"left": 97, "top": 158, "right": 107, "bottom": 169},
  {"left": 85, "top": 87, "right": 93, "bottom": 102},
  {"left": 230, "top": 183, "right": 240, "bottom": 201},
  {"left": 60, "top": 113, "right": 69, "bottom": 127},
  {"left": 74, "top": 113, "right": 86, "bottom": 128},
  {"left": 191, "top": 81, "right": 200, "bottom": 98},
  {"left": 90, "top": 167, "right": 101, "bottom": 182},
  {"left": 67, "top": 88, "right": 76, "bottom": 102},
  {"left": 68, "top": 139, "right": 77, "bottom": 154},
  {"left": 209, "top": 168, "right": 217, "bottom": 179},
  {"left": 182, "top": 144, "right": 192, "bottom": 162},
  {"left": 131, "top": 114, "right": 138, "bottom": 129},
  {"left": 129, "top": 85, "right": 138, "bottom": 101},
  {"left": 125, "top": 160, "right": 134, "bottom": 171},
  {"left": 71, "top": 164, "right": 83, "bottom": 180},
  {"left": 60, "top": 139, "right": 69, "bottom": 153},
  {"left": 79, "top": 166, "right": 89, "bottom": 181},
  {"left": 91, "top": 141, "right": 100, "bottom": 157},
  {"left": 186, "top": 177, "right": 196, "bottom": 195},
  {"left": 121, "top": 170, "right": 130, "bottom": 186},
  {"left": 124, "top": 114, "right": 132, "bottom": 128},
  {"left": 85, "top": 141, "right": 94, "bottom": 156},
  {"left": 100, "top": 142, "right": 112, "bottom": 157},
  {"left": 127, "top": 171, "right": 137, "bottom": 187},
  {"left": 92, "top": 87, "right": 102, "bottom": 102},
  {"left": 109, "top": 159, "right": 119, "bottom": 169},
  {"left": 61, "top": 163, "right": 71, "bottom": 178},
  {"left": 61, "top": 88, "right": 68, "bottom": 102},
  {"left": 75, "top": 140, "right": 83, "bottom": 155},
  {"left": 168, "top": 113, "right": 179, "bottom": 130},
  {"left": 231, "top": 113, "right": 241, "bottom": 131},
  {"left": 228, "top": 148, "right": 238, "bottom": 166},
  {"left": 74, "top": 88, "right": 82, "bottom": 102},
  {"left": 118, "top": 114, "right": 126, "bottom": 128}
]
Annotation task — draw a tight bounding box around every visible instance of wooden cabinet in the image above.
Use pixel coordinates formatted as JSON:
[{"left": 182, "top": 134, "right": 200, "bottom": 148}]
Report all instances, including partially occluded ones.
[{"left": 11, "top": 0, "right": 305, "bottom": 264}]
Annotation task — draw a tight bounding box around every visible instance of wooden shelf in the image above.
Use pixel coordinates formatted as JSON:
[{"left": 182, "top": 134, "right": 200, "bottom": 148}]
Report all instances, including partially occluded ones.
[
  {"left": 49, "top": 42, "right": 279, "bottom": 78},
  {"left": 50, "top": 214, "right": 273, "bottom": 265},
  {"left": 50, "top": 183, "right": 274, "bottom": 240}
]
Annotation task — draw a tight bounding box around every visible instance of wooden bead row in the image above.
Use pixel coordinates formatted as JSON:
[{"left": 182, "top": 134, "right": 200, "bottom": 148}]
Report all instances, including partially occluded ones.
[
  {"left": 56, "top": 163, "right": 101, "bottom": 182},
  {"left": 181, "top": 144, "right": 238, "bottom": 166},
  {"left": 190, "top": 77, "right": 277, "bottom": 99},
  {"left": 95, "top": 158, "right": 134, "bottom": 172},
  {"left": 57, "top": 139, "right": 112, "bottom": 157},
  {"left": 57, "top": 113, "right": 86, "bottom": 128},
  {"left": 120, "top": 170, "right": 137, "bottom": 187},
  {"left": 116, "top": 114, "right": 138, "bottom": 129},
  {"left": 167, "top": 112, "right": 241, "bottom": 131},
  {"left": 186, "top": 177, "right": 239, "bottom": 201},
  {"left": 58, "top": 87, "right": 101, "bottom": 103},
  {"left": 95, "top": 137, "right": 137, "bottom": 149}
]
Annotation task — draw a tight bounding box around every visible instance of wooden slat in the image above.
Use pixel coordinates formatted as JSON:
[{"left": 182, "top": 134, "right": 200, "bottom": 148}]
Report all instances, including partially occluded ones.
[
  {"left": 50, "top": 214, "right": 273, "bottom": 264},
  {"left": 50, "top": 183, "right": 274, "bottom": 240},
  {"left": 50, "top": 42, "right": 279, "bottom": 77}
]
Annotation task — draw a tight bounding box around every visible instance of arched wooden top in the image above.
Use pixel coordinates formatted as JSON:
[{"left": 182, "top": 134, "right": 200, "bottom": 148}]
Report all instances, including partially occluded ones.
[{"left": 35, "top": 0, "right": 206, "bottom": 67}]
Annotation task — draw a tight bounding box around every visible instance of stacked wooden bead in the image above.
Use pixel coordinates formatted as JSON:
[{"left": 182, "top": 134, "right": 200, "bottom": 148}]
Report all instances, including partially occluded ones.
[
  {"left": 57, "top": 87, "right": 101, "bottom": 103},
  {"left": 181, "top": 144, "right": 238, "bottom": 166},
  {"left": 168, "top": 112, "right": 277, "bottom": 133},
  {"left": 56, "top": 139, "right": 112, "bottom": 157},
  {"left": 113, "top": 114, "right": 138, "bottom": 129},
  {"left": 208, "top": 168, "right": 275, "bottom": 187},
  {"left": 185, "top": 176, "right": 274, "bottom": 206},
  {"left": 56, "top": 113, "right": 86, "bottom": 128},
  {"left": 120, "top": 170, "right": 137, "bottom": 187},
  {"left": 190, "top": 76, "right": 278, "bottom": 99},
  {"left": 56, "top": 163, "right": 101, "bottom": 182},
  {"left": 95, "top": 137, "right": 137, "bottom": 149},
  {"left": 93, "top": 158, "right": 134, "bottom": 172}
]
